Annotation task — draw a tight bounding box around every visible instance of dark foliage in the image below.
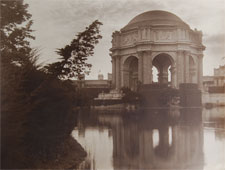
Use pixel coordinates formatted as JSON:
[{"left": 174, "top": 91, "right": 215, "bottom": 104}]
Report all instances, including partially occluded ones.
[
  {"left": 45, "top": 20, "right": 102, "bottom": 79},
  {"left": 158, "top": 88, "right": 180, "bottom": 106},
  {"left": 75, "top": 87, "right": 111, "bottom": 106},
  {"left": 121, "top": 87, "right": 140, "bottom": 104},
  {"left": 1, "top": 1, "right": 37, "bottom": 168},
  {"left": 138, "top": 85, "right": 180, "bottom": 107},
  {"left": 25, "top": 78, "right": 79, "bottom": 161},
  {"left": 0, "top": 0, "right": 95, "bottom": 168},
  {"left": 1, "top": 0, "right": 34, "bottom": 66}
]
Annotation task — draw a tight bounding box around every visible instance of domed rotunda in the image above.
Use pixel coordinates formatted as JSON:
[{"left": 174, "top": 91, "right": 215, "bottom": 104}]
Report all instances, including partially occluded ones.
[{"left": 110, "top": 10, "right": 205, "bottom": 91}]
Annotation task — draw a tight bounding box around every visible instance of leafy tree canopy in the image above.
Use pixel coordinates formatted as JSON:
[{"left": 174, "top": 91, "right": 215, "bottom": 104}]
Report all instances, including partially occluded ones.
[
  {"left": 1, "top": 0, "right": 34, "bottom": 65},
  {"left": 45, "top": 20, "right": 103, "bottom": 79}
]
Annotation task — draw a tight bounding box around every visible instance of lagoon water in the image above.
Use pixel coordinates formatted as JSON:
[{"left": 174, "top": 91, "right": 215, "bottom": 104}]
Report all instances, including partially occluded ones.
[{"left": 72, "top": 107, "right": 225, "bottom": 170}]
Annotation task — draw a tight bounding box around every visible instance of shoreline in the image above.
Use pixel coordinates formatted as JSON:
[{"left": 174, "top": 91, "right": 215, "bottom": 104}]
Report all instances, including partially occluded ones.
[{"left": 31, "top": 137, "right": 87, "bottom": 169}]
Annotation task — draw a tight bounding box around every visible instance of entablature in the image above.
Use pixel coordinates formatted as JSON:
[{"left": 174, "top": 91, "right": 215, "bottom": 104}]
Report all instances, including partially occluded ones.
[{"left": 111, "top": 26, "right": 204, "bottom": 50}]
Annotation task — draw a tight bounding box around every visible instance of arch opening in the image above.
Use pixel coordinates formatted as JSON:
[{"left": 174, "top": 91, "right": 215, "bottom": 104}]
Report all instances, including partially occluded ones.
[
  {"left": 152, "top": 53, "right": 174, "bottom": 85},
  {"left": 123, "top": 56, "right": 138, "bottom": 91},
  {"left": 152, "top": 66, "right": 159, "bottom": 83},
  {"left": 189, "top": 56, "right": 196, "bottom": 83}
]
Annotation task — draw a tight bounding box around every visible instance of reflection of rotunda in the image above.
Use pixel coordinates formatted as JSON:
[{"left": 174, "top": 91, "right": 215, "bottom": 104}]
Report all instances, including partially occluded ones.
[{"left": 110, "top": 10, "right": 205, "bottom": 91}]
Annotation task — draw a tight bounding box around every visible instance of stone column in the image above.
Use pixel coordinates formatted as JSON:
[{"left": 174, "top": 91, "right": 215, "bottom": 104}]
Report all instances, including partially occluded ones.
[
  {"left": 138, "top": 52, "right": 143, "bottom": 83},
  {"left": 170, "top": 66, "right": 177, "bottom": 88},
  {"left": 190, "top": 67, "right": 197, "bottom": 83},
  {"left": 120, "top": 59, "right": 124, "bottom": 87},
  {"left": 176, "top": 50, "right": 184, "bottom": 86},
  {"left": 115, "top": 56, "right": 121, "bottom": 89},
  {"left": 184, "top": 51, "right": 190, "bottom": 83},
  {"left": 198, "top": 54, "right": 203, "bottom": 89},
  {"left": 158, "top": 67, "right": 163, "bottom": 83},
  {"left": 123, "top": 70, "right": 129, "bottom": 87},
  {"left": 161, "top": 68, "right": 168, "bottom": 84},
  {"left": 143, "top": 51, "right": 152, "bottom": 84},
  {"left": 182, "top": 51, "right": 186, "bottom": 83},
  {"left": 112, "top": 56, "right": 116, "bottom": 88},
  {"left": 148, "top": 51, "right": 153, "bottom": 83}
]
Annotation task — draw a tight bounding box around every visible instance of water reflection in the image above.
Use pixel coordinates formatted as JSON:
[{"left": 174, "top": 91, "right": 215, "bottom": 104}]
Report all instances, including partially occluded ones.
[
  {"left": 72, "top": 107, "right": 225, "bottom": 170},
  {"left": 202, "top": 107, "right": 225, "bottom": 170}
]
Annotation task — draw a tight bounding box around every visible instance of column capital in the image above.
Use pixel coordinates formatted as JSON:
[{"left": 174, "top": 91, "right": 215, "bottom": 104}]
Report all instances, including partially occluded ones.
[
  {"left": 137, "top": 51, "right": 144, "bottom": 57},
  {"left": 111, "top": 54, "right": 121, "bottom": 59},
  {"left": 177, "top": 50, "right": 190, "bottom": 55},
  {"left": 170, "top": 66, "right": 176, "bottom": 73},
  {"left": 144, "top": 50, "right": 152, "bottom": 55},
  {"left": 183, "top": 50, "right": 191, "bottom": 56},
  {"left": 177, "top": 50, "right": 183, "bottom": 55},
  {"left": 137, "top": 50, "right": 152, "bottom": 55},
  {"left": 198, "top": 53, "right": 204, "bottom": 58}
]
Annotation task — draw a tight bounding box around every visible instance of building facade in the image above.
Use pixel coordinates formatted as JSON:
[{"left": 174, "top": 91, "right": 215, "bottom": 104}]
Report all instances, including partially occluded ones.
[
  {"left": 73, "top": 73, "right": 111, "bottom": 89},
  {"left": 110, "top": 10, "right": 205, "bottom": 90},
  {"left": 214, "top": 65, "right": 225, "bottom": 86},
  {"left": 203, "top": 64, "right": 225, "bottom": 92}
]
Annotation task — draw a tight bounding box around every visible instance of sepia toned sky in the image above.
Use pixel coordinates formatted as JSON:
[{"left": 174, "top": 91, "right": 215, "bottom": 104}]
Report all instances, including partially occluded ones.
[{"left": 25, "top": 0, "right": 225, "bottom": 79}]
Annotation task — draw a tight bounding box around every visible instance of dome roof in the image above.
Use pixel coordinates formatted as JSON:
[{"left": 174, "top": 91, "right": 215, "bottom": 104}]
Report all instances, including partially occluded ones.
[{"left": 122, "top": 10, "right": 189, "bottom": 31}]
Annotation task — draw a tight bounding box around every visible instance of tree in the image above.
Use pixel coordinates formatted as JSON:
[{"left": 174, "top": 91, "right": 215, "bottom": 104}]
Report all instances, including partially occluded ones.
[
  {"left": 1, "top": 1, "right": 40, "bottom": 168},
  {"left": 0, "top": 0, "right": 37, "bottom": 122},
  {"left": 1, "top": 0, "right": 35, "bottom": 66},
  {"left": 45, "top": 20, "right": 103, "bottom": 79},
  {"left": 1, "top": 1, "right": 88, "bottom": 168},
  {"left": 1, "top": 1, "right": 89, "bottom": 168}
]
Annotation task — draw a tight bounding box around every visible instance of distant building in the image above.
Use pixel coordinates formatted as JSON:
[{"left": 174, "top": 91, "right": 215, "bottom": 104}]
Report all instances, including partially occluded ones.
[
  {"left": 203, "top": 76, "right": 214, "bottom": 92},
  {"left": 75, "top": 80, "right": 110, "bottom": 88},
  {"left": 214, "top": 65, "right": 225, "bottom": 86},
  {"left": 202, "top": 64, "right": 225, "bottom": 106},
  {"left": 73, "top": 73, "right": 112, "bottom": 89},
  {"left": 78, "top": 74, "right": 85, "bottom": 80},
  {"left": 98, "top": 74, "right": 104, "bottom": 80},
  {"left": 203, "top": 65, "right": 225, "bottom": 92},
  {"left": 107, "top": 73, "right": 112, "bottom": 81}
]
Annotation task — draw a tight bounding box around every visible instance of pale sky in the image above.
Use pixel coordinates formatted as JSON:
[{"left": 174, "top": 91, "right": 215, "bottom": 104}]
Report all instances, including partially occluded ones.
[{"left": 25, "top": 0, "right": 225, "bottom": 79}]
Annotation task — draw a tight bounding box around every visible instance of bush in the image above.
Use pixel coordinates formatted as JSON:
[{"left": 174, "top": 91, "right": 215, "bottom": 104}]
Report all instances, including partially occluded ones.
[
  {"left": 159, "top": 88, "right": 180, "bottom": 106},
  {"left": 121, "top": 87, "right": 140, "bottom": 104},
  {"left": 1, "top": 65, "right": 86, "bottom": 168}
]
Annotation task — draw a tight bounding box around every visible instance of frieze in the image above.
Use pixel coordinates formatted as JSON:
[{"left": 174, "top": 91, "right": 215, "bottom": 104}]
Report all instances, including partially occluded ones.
[
  {"left": 112, "top": 34, "right": 120, "bottom": 47},
  {"left": 112, "top": 29, "right": 203, "bottom": 48},
  {"left": 156, "top": 31, "right": 173, "bottom": 40},
  {"left": 121, "top": 32, "right": 138, "bottom": 46},
  {"left": 153, "top": 30, "right": 176, "bottom": 42}
]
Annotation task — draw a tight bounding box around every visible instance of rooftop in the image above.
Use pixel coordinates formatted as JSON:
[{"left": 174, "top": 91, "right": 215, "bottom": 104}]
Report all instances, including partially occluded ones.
[{"left": 122, "top": 10, "right": 189, "bottom": 31}]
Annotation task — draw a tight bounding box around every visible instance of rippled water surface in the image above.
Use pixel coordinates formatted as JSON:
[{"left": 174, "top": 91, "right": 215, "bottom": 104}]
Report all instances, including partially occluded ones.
[{"left": 72, "top": 107, "right": 225, "bottom": 170}]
